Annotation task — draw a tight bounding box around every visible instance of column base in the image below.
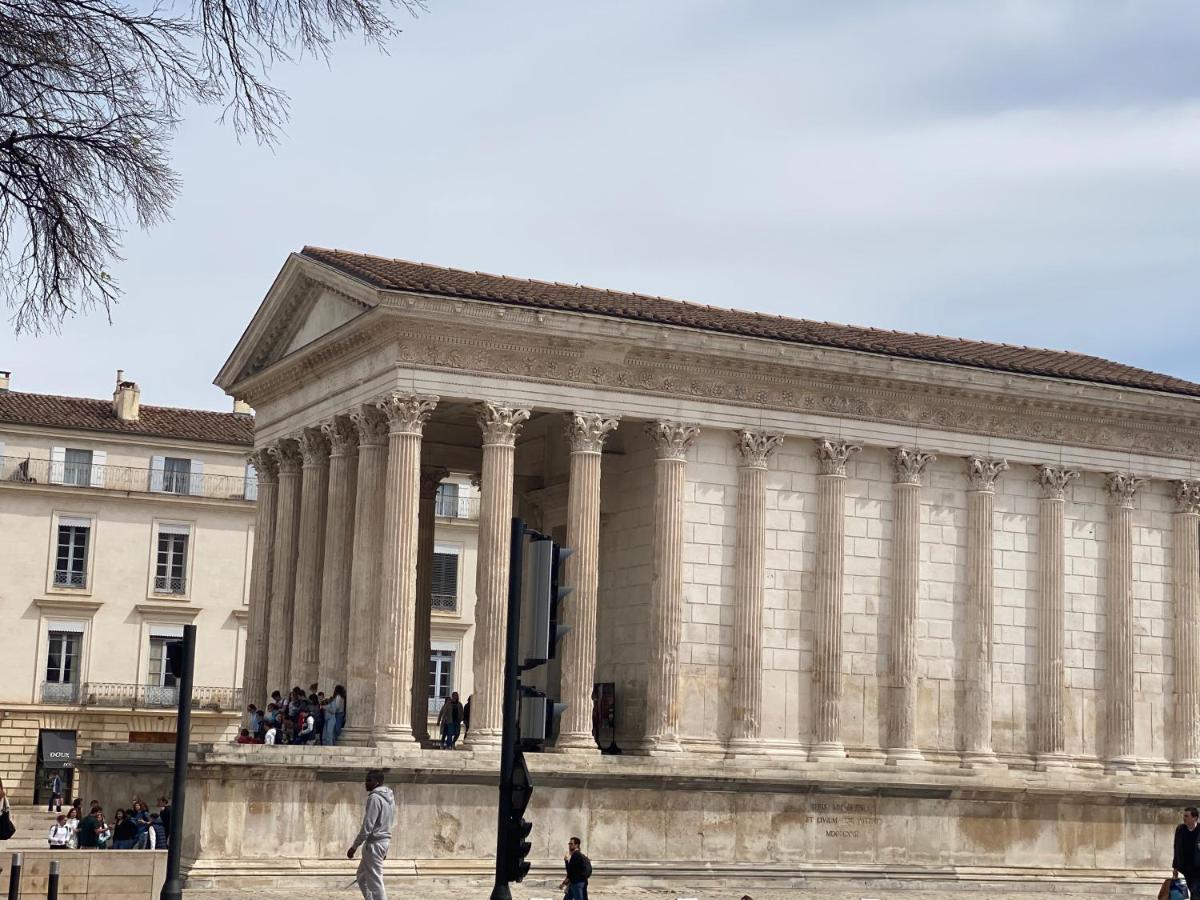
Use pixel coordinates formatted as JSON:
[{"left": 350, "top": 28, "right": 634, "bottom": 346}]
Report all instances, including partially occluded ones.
[
  {"left": 961, "top": 749, "right": 1003, "bottom": 769},
  {"left": 628, "top": 735, "right": 684, "bottom": 756},
  {"left": 1174, "top": 759, "right": 1200, "bottom": 777},
  {"left": 1104, "top": 755, "right": 1140, "bottom": 774},
  {"left": 1035, "top": 752, "right": 1072, "bottom": 772},
  {"left": 550, "top": 732, "right": 601, "bottom": 755},
  {"left": 808, "top": 741, "right": 846, "bottom": 761},
  {"left": 725, "top": 738, "right": 770, "bottom": 759},
  {"left": 462, "top": 729, "right": 502, "bottom": 751},
  {"left": 373, "top": 725, "right": 418, "bottom": 748},
  {"left": 885, "top": 747, "right": 925, "bottom": 767},
  {"left": 337, "top": 726, "right": 375, "bottom": 747}
]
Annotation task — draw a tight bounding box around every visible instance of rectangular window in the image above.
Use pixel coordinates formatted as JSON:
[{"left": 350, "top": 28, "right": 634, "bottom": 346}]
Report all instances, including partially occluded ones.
[
  {"left": 431, "top": 550, "right": 459, "bottom": 611},
  {"left": 154, "top": 526, "right": 189, "bottom": 594},
  {"left": 54, "top": 521, "right": 90, "bottom": 588},
  {"left": 45, "top": 631, "right": 79, "bottom": 685},
  {"left": 148, "top": 637, "right": 178, "bottom": 688},
  {"left": 434, "top": 482, "right": 458, "bottom": 517},
  {"left": 428, "top": 649, "right": 455, "bottom": 714},
  {"left": 162, "top": 457, "right": 192, "bottom": 495},
  {"left": 62, "top": 449, "right": 93, "bottom": 487}
]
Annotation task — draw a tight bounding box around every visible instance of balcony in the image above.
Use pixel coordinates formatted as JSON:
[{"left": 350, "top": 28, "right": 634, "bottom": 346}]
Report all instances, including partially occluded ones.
[
  {"left": 153, "top": 575, "right": 187, "bottom": 595},
  {"left": 53, "top": 569, "right": 87, "bottom": 589},
  {"left": 39, "top": 681, "right": 241, "bottom": 711},
  {"left": 434, "top": 492, "right": 479, "bottom": 520},
  {"left": 431, "top": 591, "right": 457, "bottom": 612},
  {"left": 41, "top": 682, "right": 80, "bottom": 704},
  {"left": 1, "top": 456, "right": 251, "bottom": 501}
]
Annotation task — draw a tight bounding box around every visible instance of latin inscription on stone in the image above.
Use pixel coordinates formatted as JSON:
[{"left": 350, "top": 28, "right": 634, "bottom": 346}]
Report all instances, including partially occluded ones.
[{"left": 805, "top": 800, "right": 881, "bottom": 840}]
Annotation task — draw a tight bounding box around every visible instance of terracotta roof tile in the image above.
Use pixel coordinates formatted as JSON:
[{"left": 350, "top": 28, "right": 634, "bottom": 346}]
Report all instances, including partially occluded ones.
[
  {"left": 302, "top": 246, "right": 1200, "bottom": 399},
  {"left": 0, "top": 391, "right": 254, "bottom": 446}
]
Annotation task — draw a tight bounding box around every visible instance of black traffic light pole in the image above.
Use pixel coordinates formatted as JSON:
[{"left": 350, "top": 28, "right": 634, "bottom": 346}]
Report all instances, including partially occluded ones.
[
  {"left": 160, "top": 623, "right": 196, "bottom": 900},
  {"left": 491, "top": 518, "right": 527, "bottom": 900}
]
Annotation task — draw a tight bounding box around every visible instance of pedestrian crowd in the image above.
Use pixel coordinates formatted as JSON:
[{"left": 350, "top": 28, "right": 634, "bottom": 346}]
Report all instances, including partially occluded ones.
[
  {"left": 43, "top": 795, "right": 171, "bottom": 851},
  {"left": 240, "top": 683, "right": 347, "bottom": 745}
]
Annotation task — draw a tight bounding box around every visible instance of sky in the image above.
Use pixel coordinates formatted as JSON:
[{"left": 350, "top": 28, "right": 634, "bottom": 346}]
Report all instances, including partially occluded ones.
[{"left": 2, "top": 0, "right": 1199, "bottom": 411}]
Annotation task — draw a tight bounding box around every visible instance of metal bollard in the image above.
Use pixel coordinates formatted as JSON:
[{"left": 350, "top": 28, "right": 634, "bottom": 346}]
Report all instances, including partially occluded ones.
[
  {"left": 6, "top": 851, "right": 21, "bottom": 900},
  {"left": 47, "top": 858, "right": 60, "bottom": 900}
]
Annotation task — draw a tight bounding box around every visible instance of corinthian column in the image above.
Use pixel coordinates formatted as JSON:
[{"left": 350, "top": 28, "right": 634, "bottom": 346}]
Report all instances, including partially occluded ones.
[
  {"left": 1105, "top": 472, "right": 1146, "bottom": 772},
  {"left": 290, "top": 429, "right": 329, "bottom": 688},
  {"left": 242, "top": 449, "right": 278, "bottom": 709},
  {"left": 265, "top": 439, "right": 302, "bottom": 694},
  {"left": 810, "top": 438, "right": 861, "bottom": 760},
  {"left": 963, "top": 456, "right": 1007, "bottom": 767},
  {"left": 1035, "top": 465, "right": 1078, "bottom": 769},
  {"left": 641, "top": 421, "right": 700, "bottom": 753},
  {"left": 1174, "top": 481, "right": 1200, "bottom": 774},
  {"left": 341, "top": 406, "right": 388, "bottom": 745},
  {"left": 886, "top": 447, "right": 935, "bottom": 765},
  {"left": 556, "top": 412, "right": 620, "bottom": 753},
  {"left": 467, "top": 402, "right": 531, "bottom": 749},
  {"left": 317, "top": 418, "right": 358, "bottom": 690},
  {"left": 372, "top": 393, "right": 438, "bottom": 747},
  {"left": 411, "top": 466, "right": 448, "bottom": 746},
  {"left": 728, "top": 429, "right": 784, "bottom": 754}
]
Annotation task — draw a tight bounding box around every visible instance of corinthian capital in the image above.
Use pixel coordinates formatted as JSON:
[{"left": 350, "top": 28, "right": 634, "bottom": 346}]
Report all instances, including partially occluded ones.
[
  {"left": 268, "top": 438, "right": 302, "bottom": 475},
  {"left": 1037, "top": 465, "right": 1080, "bottom": 500},
  {"left": 349, "top": 404, "right": 388, "bottom": 447},
  {"left": 297, "top": 428, "right": 330, "bottom": 466},
  {"left": 891, "top": 447, "right": 936, "bottom": 485},
  {"left": 1106, "top": 472, "right": 1147, "bottom": 508},
  {"left": 248, "top": 448, "right": 278, "bottom": 484},
  {"left": 734, "top": 429, "right": 784, "bottom": 468},
  {"left": 815, "top": 438, "right": 861, "bottom": 476},
  {"left": 965, "top": 456, "right": 1008, "bottom": 492},
  {"left": 421, "top": 467, "right": 450, "bottom": 498},
  {"left": 376, "top": 392, "right": 439, "bottom": 435},
  {"left": 478, "top": 402, "right": 531, "bottom": 447},
  {"left": 1175, "top": 480, "right": 1200, "bottom": 515},
  {"left": 565, "top": 412, "right": 620, "bottom": 454},
  {"left": 321, "top": 417, "right": 359, "bottom": 457},
  {"left": 647, "top": 421, "right": 700, "bottom": 460}
]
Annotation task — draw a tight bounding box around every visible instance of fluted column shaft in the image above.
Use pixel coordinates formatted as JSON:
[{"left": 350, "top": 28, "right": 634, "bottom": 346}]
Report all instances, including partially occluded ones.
[
  {"left": 728, "top": 430, "right": 783, "bottom": 750},
  {"left": 265, "top": 440, "right": 302, "bottom": 694},
  {"left": 557, "top": 413, "right": 620, "bottom": 752},
  {"left": 290, "top": 430, "right": 329, "bottom": 689},
  {"left": 411, "top": 467, "right": 448, "bottom": 745},
  {"left": 341, "top": 407, "right": 388, "bottom": 744},
  {"left": 242, "top": 450, "right": 278, "bottom": 708},
  {"left": 1035, "top": 466, "right": 1077, "bottom": 767},
  {"left": 811, "top": 439, "right": 859, "bottom": 759},
  {"left": 1174, "top": 482, "right": 1200, "bottom": 771},
  {"left": 468, "top": 403, "right": 531, "bottom": 748},
  {"left": 963, "top": 456, "right": 1007, "bottom": 766},
  {"left": 373, "top": 393, "right": 438, "bottom": 746},
  {"left": 887, "top": 448, "right": 934, "bottom": 763},
  {"left": 1105, "top": 473, "right": 1144, "bottom": 770},
  {"left": 317, "top": 419, "right": 358, "bottom": 690},
  {"left": 639, "top": 422, "right": 700, "bottom": 752}
]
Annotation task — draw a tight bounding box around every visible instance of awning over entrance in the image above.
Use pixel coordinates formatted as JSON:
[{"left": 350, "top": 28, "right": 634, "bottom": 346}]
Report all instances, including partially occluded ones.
[{"left": 39, "top": 730, "right": 77, "bottom": 767}]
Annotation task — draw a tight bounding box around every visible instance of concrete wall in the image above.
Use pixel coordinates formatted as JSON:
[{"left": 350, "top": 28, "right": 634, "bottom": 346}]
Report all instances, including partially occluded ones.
[{"left": 2, "top": 850, "right": 167, "bottom": 899}]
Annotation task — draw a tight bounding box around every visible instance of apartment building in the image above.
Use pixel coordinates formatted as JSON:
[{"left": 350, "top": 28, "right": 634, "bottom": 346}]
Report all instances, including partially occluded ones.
[
  {"left": 427, "top": 473, "right": 479, "bottom": 724},
  {"left": 0, "top": 370, "right": 255, "bottom": 803}
]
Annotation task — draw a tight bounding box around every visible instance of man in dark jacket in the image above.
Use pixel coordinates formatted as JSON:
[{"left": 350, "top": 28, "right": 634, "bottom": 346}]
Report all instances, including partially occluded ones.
[
  {"left": 559, "top": 836, "right": 591, "bottom": 900},
  {"left": 1173, "top": 806, "right": 1200, "bottom": 897},
  {"left": 77, "top": 805, "right": 102, "bottom": 848}
]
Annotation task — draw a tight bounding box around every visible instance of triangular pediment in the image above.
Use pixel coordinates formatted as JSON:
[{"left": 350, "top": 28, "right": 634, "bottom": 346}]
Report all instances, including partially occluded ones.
[{"left": 215, "top": 253, "right": 380, "bottom": 393}]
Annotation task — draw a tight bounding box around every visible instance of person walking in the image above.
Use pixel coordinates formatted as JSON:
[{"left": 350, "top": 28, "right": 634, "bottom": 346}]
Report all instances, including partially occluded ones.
[
  {"left": 0, "top": 776, "right": 12, "bottom": 842},
  {"left": 333, "top": 685, "right": 347, "bottom": 738},
  {"left": 157, "top": 796, "right": 172, "bottom": 846},
  {"left": 47, "top": 772, "right": 63, "bottom": 812},
  {"left": 1173, "top": 806, "right": 1200, "bottom": 897},
  {"left": 437, "top": 692, "right": 464, "bottom": 749},
  {"left": 47, "top": 814, "right": 71, "bottom": 849},
  {"left": 346, "top": 769, "right": 395, "bottom": 900},
  {"left": 559, "top": 836, "right": 592, "bottom": 900},
  {"left": 64, "top": 807, "right": 80, "bottom": 848},
  {"left": 77, "top": 804, "right": 102, "bottom": 849}
]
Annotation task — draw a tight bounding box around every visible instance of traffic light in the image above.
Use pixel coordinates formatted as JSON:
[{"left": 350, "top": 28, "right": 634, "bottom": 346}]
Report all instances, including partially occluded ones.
[
  {"left": 499, "top": 749, "right": 533, "bottom": 882},
  {"left": 523, "top": 537, "right": 573, "bottom": 668}
]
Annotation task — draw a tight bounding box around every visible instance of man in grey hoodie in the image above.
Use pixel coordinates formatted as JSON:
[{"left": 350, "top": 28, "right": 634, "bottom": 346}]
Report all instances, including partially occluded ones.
[{"left": 346, "top": 769, "right": 395, "bottom": 900}]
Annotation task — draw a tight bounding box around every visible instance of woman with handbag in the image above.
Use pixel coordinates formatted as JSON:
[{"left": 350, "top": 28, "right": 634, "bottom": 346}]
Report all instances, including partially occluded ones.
[{"left": 0, "top": 776, "right": 15, "bottom": 841}]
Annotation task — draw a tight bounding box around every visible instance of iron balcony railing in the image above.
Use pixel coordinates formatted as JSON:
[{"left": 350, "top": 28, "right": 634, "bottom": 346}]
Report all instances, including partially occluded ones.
[
  {"left": 53, "top": 569, "right": 87, "bottom": 589},
  {"left": 153, "top": 574, "right": 187, "bottom": 595},
  {"left": 1, "top": 456, "right": 252, "bottom": 501},
  {"left": 431, "top": 592, "right": 457, "bottom": 612},
  {"left": 37, "top": 682, "right": 242, "bottom": 712},
  {"left": 434, "top": 492, "right": 479, "bottom": 520}
]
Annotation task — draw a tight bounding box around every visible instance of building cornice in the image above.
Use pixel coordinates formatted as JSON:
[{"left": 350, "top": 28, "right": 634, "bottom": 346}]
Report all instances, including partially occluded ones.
[
  {"left": 134, "top": 602, "right": 202, "bottom": 623},
  {"left": 33, "top": 597, "right": 104, "bottom": 615}
]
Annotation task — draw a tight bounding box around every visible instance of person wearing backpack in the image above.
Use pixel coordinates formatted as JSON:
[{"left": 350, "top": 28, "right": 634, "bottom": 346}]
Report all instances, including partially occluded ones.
[
  {"left": 1172, "top": 806, "right": 1200, "bottom": 898},
  {"left": 559, "top": 836, "right": 592, "bottom": 900}
]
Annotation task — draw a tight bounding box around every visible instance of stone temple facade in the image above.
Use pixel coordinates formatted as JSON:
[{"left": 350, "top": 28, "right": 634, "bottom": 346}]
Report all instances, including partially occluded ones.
[{"left": 88, "top": 247, "right": 1200, "bottom": 892}]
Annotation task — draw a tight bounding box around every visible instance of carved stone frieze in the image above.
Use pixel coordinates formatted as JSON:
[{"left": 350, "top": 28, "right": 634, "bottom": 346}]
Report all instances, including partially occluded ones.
[
  {"left": 647, "top": 421, "right": 701, "bottom": 460},
  {"left": 815, "top": 439, "right": 861, "bottom": 476},
  {"left": 268, "top": 438, "right": 302, "bottom": 475},
  {"left": 891, "top": 448, "right": 936, "bottom": 485},
  {"left": 1037, "top": 465, "right": 1080, "bottom": 500},
  {"left": 321, "top": 417, "right": 359, "bottom": 457},
  {"left": 966, "top": 456, "right": 1008, "bottom": 492},
  {"left": 1175, "top": 480, "right": 1200, "bottom": 515},
  {"left": 376, "top": 392, "right": 439, "bottom": 435},
  {"left": 734, "top": 429, "right": 784, "bottom": 468},
  {"left": 478, "top": 402, "right": 531, "bottom": 447},
  {"left": 248, "top": 448, "right": 278, "bottom": 484},
  {"left": 565, "top": 412, "right": 620, "bottom": 454},
  {"left": 1106, "top": 472, "right": 1147, "bottom": 508},
  {"left": 349, "top": 405, "right": 388, "bottom": 447}
]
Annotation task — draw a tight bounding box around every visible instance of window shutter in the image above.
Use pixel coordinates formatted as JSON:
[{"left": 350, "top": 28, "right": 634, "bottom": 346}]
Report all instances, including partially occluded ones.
[
  {"left": 149, "top": 456, "right": 165, "bottom": 492},
  {"left": 50, "top": 446, "right": 66, "bottom": 485},
  {"left": 431, "top": 552, "right": 459, "bottom": 601},
  {"left": 189, "top": 458, "right": 205, "bottom": 496},
  {"left": 244, "top": 461, "right": 258, "bottom": 501},
  {"left": 89, "top": 449, "right": 106, "bottom": 488}
]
